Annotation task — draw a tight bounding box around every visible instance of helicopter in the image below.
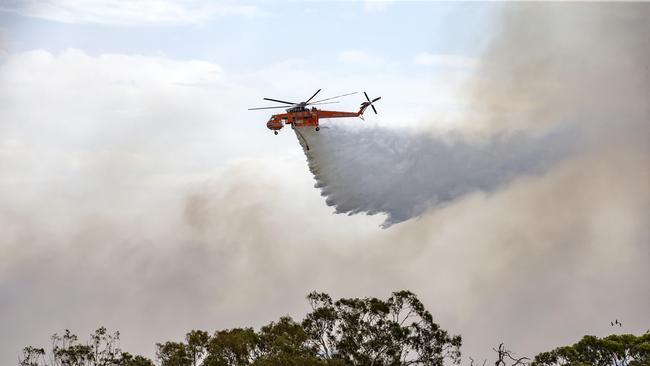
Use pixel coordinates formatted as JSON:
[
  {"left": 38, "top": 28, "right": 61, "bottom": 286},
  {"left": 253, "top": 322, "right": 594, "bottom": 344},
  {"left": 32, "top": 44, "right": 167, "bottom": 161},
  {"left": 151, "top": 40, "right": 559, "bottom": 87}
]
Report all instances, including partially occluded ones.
[{"left": 248, "top": 89, "right": 381, "bottom": 135}]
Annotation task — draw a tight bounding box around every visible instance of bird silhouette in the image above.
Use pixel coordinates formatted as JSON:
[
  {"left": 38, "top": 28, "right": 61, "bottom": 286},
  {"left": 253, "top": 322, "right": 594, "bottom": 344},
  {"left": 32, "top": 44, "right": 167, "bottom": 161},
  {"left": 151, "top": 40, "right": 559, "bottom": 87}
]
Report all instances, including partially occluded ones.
[{"left": 614, "top": 319, "right": 622, "bottom": 327}]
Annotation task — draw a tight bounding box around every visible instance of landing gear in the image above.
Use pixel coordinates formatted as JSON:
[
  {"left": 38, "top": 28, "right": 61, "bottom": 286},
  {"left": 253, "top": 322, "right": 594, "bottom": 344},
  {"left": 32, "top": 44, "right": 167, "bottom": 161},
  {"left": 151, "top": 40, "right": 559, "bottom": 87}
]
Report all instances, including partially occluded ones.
[
  {"left": 274, "top": 131, "right": 278, "bottom": 135},
  {"left": 315, "top": 127, "right": 320, "bottom": 131}
]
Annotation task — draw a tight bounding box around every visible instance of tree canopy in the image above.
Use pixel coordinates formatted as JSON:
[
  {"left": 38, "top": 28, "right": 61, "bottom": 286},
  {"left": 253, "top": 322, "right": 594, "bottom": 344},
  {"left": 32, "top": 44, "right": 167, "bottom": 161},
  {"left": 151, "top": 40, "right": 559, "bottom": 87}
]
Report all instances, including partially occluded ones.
[
  {"left": 155, "top": 290, "right": 461, "bottom": 366},
  {"left": 18, "top": 290, "right": 649, "bottom": 366},
  {"left": 20, "top": 291, "right": 460, "bottom": 366},
  {"left": 532, "top": 333, "right": 650, "bottom": 366},
  {"left": 19, "top": 327, "right": 154, "bottom": 366}
]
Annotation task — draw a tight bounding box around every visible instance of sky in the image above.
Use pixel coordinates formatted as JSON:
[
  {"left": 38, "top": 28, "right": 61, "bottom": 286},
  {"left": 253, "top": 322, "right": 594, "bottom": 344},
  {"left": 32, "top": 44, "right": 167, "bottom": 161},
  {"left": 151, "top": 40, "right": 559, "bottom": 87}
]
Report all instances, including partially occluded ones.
[{"left": 1, "top": 1, "right": 649, "bottom": 365}]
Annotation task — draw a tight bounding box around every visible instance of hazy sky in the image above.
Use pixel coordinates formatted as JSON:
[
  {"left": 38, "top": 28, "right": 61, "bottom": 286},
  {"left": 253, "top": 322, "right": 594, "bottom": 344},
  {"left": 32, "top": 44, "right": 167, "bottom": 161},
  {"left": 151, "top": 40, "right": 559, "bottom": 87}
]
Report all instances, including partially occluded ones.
[{"left": 1, "top": 1, "right": 648, "bottom": 365}]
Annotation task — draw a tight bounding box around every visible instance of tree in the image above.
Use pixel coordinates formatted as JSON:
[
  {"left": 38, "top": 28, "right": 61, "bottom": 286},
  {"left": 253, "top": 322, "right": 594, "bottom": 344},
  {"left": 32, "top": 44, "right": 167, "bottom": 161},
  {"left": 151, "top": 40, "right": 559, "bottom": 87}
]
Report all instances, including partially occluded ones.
[
  {"left": 493, "top": 343, "right": 530, "bottom": 366},
  {"left": 203, "top": 328, "right": 259, "bottom": 366},
  {"left": 157, "top": 340, "right": 199, "bottom": 366},
  {"left": 19, "top": 327, "right": 154, "bottom": 366},
  {"left": 255, "top": 316, "right": 331, "bottom": 366},
  {"left": 200, "top": 318, "right": 330, "bottom": 366},
  {"left": 148, "top": 291, "right": 460, "bottom": 366},
  {"left": 186, "top": 331, "right": 209, "bottom": 366},
  {"left": 532, "top": 333, "right": 650, "bottom": 366},
  {"left": 303, "top": 290, "right": 462, "bottom": 365},
  {"left": 119, "top": 353, "right": 156, "bottom": 366},
  {"left": 302, "top": 292, "right": 338, "bottom": 360},
  {"left": 19, "top": 347, "right": 46, "bottom": 366},
  {"left": 19, "top": 291, "right": 460, "bottom": 365}
]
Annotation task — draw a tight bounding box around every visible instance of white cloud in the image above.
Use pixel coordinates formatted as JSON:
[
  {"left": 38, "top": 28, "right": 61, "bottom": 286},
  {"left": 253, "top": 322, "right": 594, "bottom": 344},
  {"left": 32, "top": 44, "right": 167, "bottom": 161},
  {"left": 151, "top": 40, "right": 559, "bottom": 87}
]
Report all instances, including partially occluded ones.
[
  {"left": 0, "top": 0, "right": 267, "bottom": 26},
  {"left": 0, "top": 48, "right": 253, "bottom": 193},
  {"left": 413, "top": 52, "right": 479, "bottom": 68}
]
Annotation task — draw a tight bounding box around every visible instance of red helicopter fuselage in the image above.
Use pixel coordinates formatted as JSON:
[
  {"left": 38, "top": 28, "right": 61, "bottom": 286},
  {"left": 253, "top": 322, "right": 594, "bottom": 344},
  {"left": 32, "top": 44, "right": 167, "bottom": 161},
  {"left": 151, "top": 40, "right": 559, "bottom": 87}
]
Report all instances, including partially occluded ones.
[
  {"left": 266, "top": 103, "right": 372, "bottom": 133},
  {"left": 249, "top": 90, "right": 380, "bottom": 135}
]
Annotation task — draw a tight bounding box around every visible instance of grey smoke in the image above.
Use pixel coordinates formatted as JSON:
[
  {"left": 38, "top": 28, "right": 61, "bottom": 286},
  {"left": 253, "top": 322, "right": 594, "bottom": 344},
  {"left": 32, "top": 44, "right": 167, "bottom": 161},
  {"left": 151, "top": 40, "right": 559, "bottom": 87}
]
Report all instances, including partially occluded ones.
[{"left": 0, "top": 2, "right": 648, "bottom": 365}]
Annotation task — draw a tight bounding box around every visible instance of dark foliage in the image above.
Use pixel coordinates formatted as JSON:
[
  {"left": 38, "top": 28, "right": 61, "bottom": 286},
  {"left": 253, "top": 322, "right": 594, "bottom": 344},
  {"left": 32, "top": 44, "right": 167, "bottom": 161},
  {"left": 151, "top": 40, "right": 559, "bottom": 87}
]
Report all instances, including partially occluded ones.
[
  {"left": 532, "top": 333, "right": 650, "bottom": 366},
  {"left": 156, "top": 291, "right": 461, "bottom": 366},
  {"left": 303, "top": 290, "right": 462, "bottom": 365},
  {"left": 19, "top": 327, "right": 154, "bottom": 366},
  {"left": 20, "top": 291, "right": 647, "bottom": 366}
]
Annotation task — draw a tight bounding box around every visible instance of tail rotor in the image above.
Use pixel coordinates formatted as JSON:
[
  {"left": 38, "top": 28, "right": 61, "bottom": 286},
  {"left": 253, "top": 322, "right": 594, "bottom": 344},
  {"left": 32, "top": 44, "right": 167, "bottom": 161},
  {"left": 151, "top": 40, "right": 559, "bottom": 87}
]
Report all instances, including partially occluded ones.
[{"left": 363, "top": 91, "right": 381, "bottom": 114}]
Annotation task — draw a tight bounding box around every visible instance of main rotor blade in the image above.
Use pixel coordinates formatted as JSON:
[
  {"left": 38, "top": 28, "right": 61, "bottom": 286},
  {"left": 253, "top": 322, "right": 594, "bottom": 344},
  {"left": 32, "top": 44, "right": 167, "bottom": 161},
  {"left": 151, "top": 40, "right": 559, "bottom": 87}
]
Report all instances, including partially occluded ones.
[
  {"left": 248, "top": 105, "right": 292, "bottom": 110},
  {"left": 305, "top": 89, "right": 322, "bottom": 103},
  {"left": 309, "top": 101, "right": 340, "bottom": 106},
  {"left": 310, "top": 91, "right": 358, "bottom": 104},
  {"left": 263, "top": 98, "right": 296, "bottom": 105}
]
